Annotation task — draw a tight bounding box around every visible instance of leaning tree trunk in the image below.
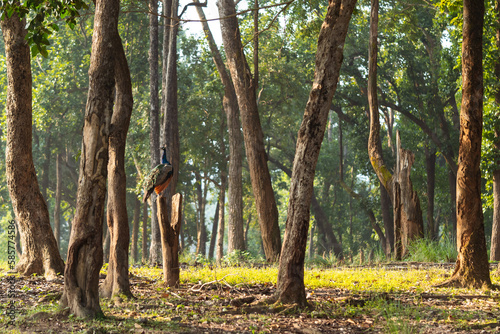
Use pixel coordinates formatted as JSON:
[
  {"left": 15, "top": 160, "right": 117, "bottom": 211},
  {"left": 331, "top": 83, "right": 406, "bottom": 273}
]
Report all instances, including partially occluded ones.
[
  {"left": 2, "top": 12, "right": 64, "bottom": 279},
  {"left": 218, "top": 0, "right": 281, "bottom": 262},
  {"left": 148, "top": 0, "right": 162, "bottom": 266},
  {"left": 438, "top": 0, "right": 491, "bottom": 289},
  {"left": 60, "top": 0, "right": 119, "bottom": 318},
  {"left": 101, "top": 33, "right": 134, "bottom": 300},
  {"left": 490, "top": 0, "right": 500, "bottom": 262},
  {"left": 274, "top": 0, "right": 357, "bottom": 306}
]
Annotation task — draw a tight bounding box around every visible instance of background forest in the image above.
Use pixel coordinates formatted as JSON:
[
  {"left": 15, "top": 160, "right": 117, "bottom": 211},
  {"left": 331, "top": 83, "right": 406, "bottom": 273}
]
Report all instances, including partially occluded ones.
[{"left": 0, "top": 0, "right": 498, "bottom": 266}]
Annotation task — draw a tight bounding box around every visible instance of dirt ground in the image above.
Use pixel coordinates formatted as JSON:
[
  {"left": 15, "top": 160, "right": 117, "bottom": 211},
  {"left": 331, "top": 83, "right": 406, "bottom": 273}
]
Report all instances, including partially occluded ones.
[{"left": 0, "top": 266, "right": 499, "bottom": 333}]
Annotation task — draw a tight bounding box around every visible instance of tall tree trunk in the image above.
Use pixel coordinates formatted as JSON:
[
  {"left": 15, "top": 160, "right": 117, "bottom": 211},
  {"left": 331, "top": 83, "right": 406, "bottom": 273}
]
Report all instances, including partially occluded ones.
[
  {"left": 367, "top": 0, "right": 423, "bottom": 254},
  {"left": 274, "top": 0, "right": 356, "bottom": 306},
  {"left": 2, "top": 12, "right": 64, "bottom": 278},
  {"left": 61, "top": 0, "right": 119, "bottom": 318},
  {"left": 101, "top": 33, "right": 134, "bottom": 300},
  {"left": 131, "top": 196, "right": 140, "bottom": 264},
  {"left": 196, "top": 0, "right": 246, "bottom": 255},
  {"left": 41, "top": 135, "right": 51, "bottom": 200},
  {"left": 148, "top": 0, "right": 162, "bottom": 266},
  {"left": 490, "top": 0, "right": 500, "bottom": 262},
  {"left": 218, "top": 0, "right": 281, "bottom": 262},
  {"left": 438, "top": 0, "right": 491, "bottom": 288},
  {"left": 216, "top": 179, "right": 227, "bottom": 264},
  {"left": 195, "top": 173, "right": 207, "bottom": 256},
  {"left": 425, "top": 144, "right": 437, "bottom": 240},
  {"left": 208, "top": 201, "right": 219, "bottom": 259},
  {"left": 310, "top": 192, "right": 343, "bottom": 259},
  {"left": 380, "top": 184, "right": 393, "bottom": 255},
  {"left": 142, "top": 202, "right": 149, "bottom": 264},
  {"left": 54, "top": 153, "right": 62, "bottom": 250}
]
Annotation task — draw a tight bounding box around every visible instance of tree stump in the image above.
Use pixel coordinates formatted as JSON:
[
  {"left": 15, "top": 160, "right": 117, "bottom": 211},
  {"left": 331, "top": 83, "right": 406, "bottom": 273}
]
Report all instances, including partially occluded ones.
[{"left": 157, "top": 193, "right": 182, "bottom": 287}]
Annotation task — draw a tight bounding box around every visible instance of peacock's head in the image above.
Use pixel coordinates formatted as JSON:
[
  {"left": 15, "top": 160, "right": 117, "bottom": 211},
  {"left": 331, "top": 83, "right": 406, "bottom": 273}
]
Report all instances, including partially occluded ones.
[{"left": 160, "top": 147, "right": 169, "bottom": 164}]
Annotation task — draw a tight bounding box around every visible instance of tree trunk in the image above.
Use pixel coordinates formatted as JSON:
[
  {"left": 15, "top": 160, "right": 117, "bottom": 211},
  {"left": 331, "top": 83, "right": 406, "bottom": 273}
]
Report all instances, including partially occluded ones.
[
  {"left": 489, "top": 0, "right": 500, "bottom": 262},
  {"left": 218, "top": 0, "right": 281, "bottom": 262},
  {"left": 60, "top": 0, "right": 119, "bottom": 318},
  {"left": 367, "top": 0, "right": 423, "bottom": 254},
  {"left": 395, "top": 131, "right": 424, "bottom": 253},
  {"left": 310, "top": 192, "right": 343, "bottom": 259},
  {"left": 101, "top": 32, "right": 134, "bottom": 300},
  {"left": 54, "top": 153, "right": 62, "bottom": 250},
  {"left": 2, "top": 12, "right": 64, "bottom": 278},
  {"left": 438, "top": 0, "right": 491, "bottom": 288},
  {"left": 131, "top": 196, "right": 140, "bottom": 264},
  {"left": 41, "top": 135, "right": 51, "bottom": 200},
  {"left": 157, "top": 193, "right": 182, "bottom": 287},
  {"left": 425, "top": 145, "right": 437, "bottom": 240},
  {"left": 142, "top": 202, "right": 149, "bottom": 264},
  {"left": 208, "top": 201, "right": 219, "bottom": 259},
  {"left": 274, "top": 0, "right": 356, "bottom": 306},
  {"left": 216, "top": 182, "right": 227, "bottom": 264},
  {"left": 195, "top": 0, "right": 247, "bottom": 255},
  {"left": 148, "top": 0, "right": 162, "bottom": 266},
  {"left": 195, "top": 173, "right": 207, "bottom": 256}
]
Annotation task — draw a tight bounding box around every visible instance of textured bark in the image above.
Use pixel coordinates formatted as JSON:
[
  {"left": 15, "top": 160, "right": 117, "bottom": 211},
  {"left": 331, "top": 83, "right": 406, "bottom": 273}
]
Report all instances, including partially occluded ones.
[
  {"left": 438, "top": 0, "right": 491, "bottom": 288},
  {"left": 131, "top": 196, "right": 140, "bottom": 264},
  {"left": 395, "top": 131, "right": 424, "bottom": 254},
  {"left": 60, "top": 0, "right": 119, "bottom": 318},
  {"left": 2, "top": 12, "right": 64, "bottom": 279},
  {"left": 425, "top": 145, "right": 437, "bottom": 240},
  {"left": 218, "top": 0, "right": 281, "bottom": 261},
  {"left": 274, "top": 0, "right": 356, "bottom": 306},
  {"left": 148, "top": 0, "right": 162, "bottom": 266},
  {"left": 157, "top": 193, "right": 182, "bottom": 287},
  {"left": 101, "top": 33, "right": 133, "bottom": 300},
  {"left": 54, "top": 153, "right": 62, "bottom": 250},
  {"left": 490, "top": 0, "right": 500, "bottom": 262}
]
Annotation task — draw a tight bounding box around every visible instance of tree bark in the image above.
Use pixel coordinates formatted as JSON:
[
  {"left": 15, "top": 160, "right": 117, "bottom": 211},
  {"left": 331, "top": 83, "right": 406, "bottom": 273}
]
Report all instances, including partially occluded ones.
[
  {"left": 380, "top": 184, "right": 393, "bottom": 255},
  {"left": 157, "top": 193, "right": 182, "bottom": 287},
  {"left": 489, "top": 0, "right": 500, "bottom": 262},
  {"left": 2, "top": 12, "right": 64, "bottom": 278},
  {"left": 60, "top": 0, "right": 119, "bottom": 318},
  {"left": 101, "top": 32, "right": 134, "bottom": 300},
  {"left": 54, "top": 153, "right": 62, "bottom": 250},
  {"left": 438, "top": 0, "right": 491, "bottom": 288},
  {"left": 218, "top": 0, "right": 281, "bottom": 262},
  {"left": 195, "top": 172, "right": 207, "bottom": 256},
  {"left": 131, "top": 196, "right": 140, "bottom": 264},
  {"left": 148, "top": 0, "right": 162, "bottom": 266},
  {"left": 274, "top": 0, "right": 356, "bottom": 306}
]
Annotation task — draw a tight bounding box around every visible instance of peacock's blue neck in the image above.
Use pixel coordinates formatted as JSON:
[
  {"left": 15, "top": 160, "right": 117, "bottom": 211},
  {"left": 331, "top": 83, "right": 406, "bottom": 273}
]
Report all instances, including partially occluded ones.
[{"left": 161, "top": 149, "right": 169, "bottom": 164}]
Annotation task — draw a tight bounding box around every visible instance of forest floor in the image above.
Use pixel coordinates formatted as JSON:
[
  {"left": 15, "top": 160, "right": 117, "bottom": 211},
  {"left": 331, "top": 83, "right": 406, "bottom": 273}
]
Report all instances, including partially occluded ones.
[{"left": 0, "top": 262, "right": 499, "bottom": 333}]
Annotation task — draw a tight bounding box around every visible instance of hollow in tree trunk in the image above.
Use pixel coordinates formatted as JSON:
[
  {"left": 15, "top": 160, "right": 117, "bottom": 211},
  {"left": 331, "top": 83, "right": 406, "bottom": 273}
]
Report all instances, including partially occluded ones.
[{"left": 2, "top": 12, "right": 64, "bottom": 279}]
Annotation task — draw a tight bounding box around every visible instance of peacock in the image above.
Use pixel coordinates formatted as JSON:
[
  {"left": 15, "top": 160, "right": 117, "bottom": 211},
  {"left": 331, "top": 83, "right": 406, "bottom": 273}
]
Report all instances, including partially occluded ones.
[{"left": 142, "top": 147, "right": 174, "bottom": 203}]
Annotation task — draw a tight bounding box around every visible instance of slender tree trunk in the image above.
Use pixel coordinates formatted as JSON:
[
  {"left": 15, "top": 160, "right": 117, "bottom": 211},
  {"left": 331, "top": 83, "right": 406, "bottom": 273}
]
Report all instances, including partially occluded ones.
[
  {"left": 216, "top": 183, "right": 226, "bottom": 264},
  {"left": 425, "top": 145, "right": 437, "bottom": 240},
  {"left": 489, "top": 0, "right": 500, "bottom": 262},
  {"left": 195, "top": 1, "right": 246, "bottom": 255},
  {"left": 310, "top": 192, "right": 343, "bottom": 259},
  {"left": 218, "top": 0, "right": 281, "bottom": 262},
  {"left": 54, "top": 153, "right": 62, "bottom": 250},
  {"left": 61, "top": 0, "right": 119, "bottom": 318},
  {"left": 148, "top": 0, "right": 162, "bottom": 266},
  {"left": 41, "top": 135, "right": 51, "bottom": 200},
  {"left": 131, "top": 196, "right": 140, "bottom": 264},
  {"left": 380, "top": 184, "right": 393, "bottom": 255},
  {"left": 2, "top": 12, "right": 64, "bottom": 278},
  {"left": 208, "top": 201, "right": 219, "bottom": 259},
  {"left": 438, "top": 0, "right": 491, "bottom": 288},
  {"left": 142, "top": 202, "right": 149, "bottom": 264},
  {"left": 274, "top": 0, "right": 356, "bottom": 306},
  {"left": 101, "top": 32, "right": 134, "bottom": 300},
  {"left": 195, "top": 173, "right": 207, "bottom": 256}
]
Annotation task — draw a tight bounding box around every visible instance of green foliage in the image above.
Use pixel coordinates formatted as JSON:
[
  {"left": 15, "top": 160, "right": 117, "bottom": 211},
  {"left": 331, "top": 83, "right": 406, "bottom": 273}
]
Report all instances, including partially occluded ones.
[{"left": 404, "top": 237, "right": 458, "bottom": 263}]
